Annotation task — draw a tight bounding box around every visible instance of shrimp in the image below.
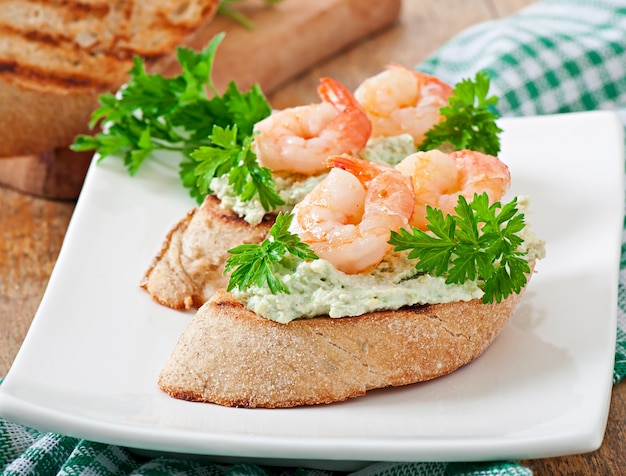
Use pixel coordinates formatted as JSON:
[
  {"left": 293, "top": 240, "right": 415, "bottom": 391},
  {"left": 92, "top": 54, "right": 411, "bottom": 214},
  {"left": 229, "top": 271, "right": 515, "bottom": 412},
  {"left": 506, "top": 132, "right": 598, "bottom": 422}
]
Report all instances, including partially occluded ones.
[
  {"left": 395, "top": 149, "right": 511, "bottom": 230},
  {"left": 289, "top": 154, "right": 414, "bottom": 274},
  {"left": 252, "top": 77, "right": 372, "bottom": 175},
  {"left": 354, "top": 64, "right": 453, "bottom": 146}
]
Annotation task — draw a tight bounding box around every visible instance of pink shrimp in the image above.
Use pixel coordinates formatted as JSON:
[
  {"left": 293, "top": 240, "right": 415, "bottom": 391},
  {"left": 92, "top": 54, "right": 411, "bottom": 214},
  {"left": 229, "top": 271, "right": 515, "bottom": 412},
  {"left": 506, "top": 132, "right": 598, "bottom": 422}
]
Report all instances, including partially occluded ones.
[
  {"left": 289, "top": 155, "right": 414, "bottom": 274},
  {"left": 252, "top": 77, "right": 372, "bottom": 175},
  {"left": 395, "top": 149, "right": 511, "bottom": 230},
  {"left": 354, "top": 64, "right": 453, "bottom": 146}
]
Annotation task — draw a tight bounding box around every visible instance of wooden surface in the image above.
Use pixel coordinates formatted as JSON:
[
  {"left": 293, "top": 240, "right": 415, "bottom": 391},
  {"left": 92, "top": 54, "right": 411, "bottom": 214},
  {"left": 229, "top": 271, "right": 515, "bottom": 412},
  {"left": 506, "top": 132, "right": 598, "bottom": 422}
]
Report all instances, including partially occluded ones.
[
  {"left": 163, "top": 0, "right": 403, "bottom": 94},
  {"left": 1, "top": 1, "right": 625, "bottom": 473},
  {"left": 0, "top": 0, "right": 401, "bottom": 200}
]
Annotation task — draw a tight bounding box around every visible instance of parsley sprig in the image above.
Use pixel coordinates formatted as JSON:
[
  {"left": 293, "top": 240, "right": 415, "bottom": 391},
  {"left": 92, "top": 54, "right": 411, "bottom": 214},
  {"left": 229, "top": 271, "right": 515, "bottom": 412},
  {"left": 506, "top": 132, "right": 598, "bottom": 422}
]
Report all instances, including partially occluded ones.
[
  {"left": 71, "top": 33, "right": 276, "bottom": 207},
  {"left": 389, "top": 193, "right": 530, "bottom": 304},
  {"left": 420, "top": 71, "right": 502, "bottom": 156},
  {"left": 189, "top": 125, "right": 283, "bottom": 211},
  {"left": 224, "top": 213, "right": 318, "bottom": 294},
  {"left": 218, "top": 0, "right": 284, "bottom": 30}
]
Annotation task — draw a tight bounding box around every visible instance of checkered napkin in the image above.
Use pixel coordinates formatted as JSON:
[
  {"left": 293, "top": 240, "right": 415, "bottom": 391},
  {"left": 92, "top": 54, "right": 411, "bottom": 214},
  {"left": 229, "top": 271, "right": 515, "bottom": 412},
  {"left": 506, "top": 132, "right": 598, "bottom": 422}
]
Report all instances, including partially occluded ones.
[
  {"left": 417, "top": 0, "right": 626, "bottom": 384},
  {"left": 2, "top": 0, "right": 626, "bottom": 474}
]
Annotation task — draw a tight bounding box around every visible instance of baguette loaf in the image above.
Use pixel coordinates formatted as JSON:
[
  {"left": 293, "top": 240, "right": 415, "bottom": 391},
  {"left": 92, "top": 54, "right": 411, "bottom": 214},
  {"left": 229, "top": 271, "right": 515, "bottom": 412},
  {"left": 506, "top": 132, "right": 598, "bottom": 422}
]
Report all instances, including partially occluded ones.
[
  {"left": 158, "top": 282, "right": 529, "bottom": 408},
  {"left": 140, "top": 195, "right": 274, "bottom": 310},
  {"left": 0, "top": 0, "right": 220, "bottom": 157}
]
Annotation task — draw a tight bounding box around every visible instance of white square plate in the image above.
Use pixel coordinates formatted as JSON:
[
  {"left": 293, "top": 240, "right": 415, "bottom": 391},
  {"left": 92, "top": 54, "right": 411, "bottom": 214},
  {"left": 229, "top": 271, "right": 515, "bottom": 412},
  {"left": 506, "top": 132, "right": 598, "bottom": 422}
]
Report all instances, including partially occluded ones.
[{"left": 0, "top": 111, "right": 623, "bottom": 469}]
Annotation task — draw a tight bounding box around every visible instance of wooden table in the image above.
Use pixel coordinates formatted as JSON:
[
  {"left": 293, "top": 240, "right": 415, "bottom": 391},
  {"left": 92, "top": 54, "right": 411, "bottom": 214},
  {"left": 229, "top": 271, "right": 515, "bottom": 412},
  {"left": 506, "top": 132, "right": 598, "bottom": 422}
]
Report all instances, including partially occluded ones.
[{"left": 1, "top": 1, "right": 624, "bottom": 473}]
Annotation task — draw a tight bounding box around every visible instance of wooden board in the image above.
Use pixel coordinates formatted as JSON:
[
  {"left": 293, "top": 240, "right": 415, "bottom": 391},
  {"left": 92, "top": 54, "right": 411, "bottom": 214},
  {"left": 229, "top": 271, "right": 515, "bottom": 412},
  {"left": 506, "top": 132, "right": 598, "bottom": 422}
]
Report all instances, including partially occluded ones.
[
  {"left": 162, "top": 0, "right": 403, "bottom": 94},
  {"left": 0, "top": 0, "right": 401, "bottom": 200}
]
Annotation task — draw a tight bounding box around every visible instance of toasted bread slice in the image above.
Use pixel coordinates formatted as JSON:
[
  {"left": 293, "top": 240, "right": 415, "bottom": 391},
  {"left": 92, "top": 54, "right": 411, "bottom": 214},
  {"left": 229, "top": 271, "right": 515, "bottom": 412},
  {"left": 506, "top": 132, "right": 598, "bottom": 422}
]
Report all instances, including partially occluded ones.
[
  {"left": 0, "top": 0, "right": 220, "bottom": 156},
  {"left": 140, "top": 195, "right": 274, "bottom": 310},
  {"left": 158, "top": 282, "right": 529, "bottom": 408}
]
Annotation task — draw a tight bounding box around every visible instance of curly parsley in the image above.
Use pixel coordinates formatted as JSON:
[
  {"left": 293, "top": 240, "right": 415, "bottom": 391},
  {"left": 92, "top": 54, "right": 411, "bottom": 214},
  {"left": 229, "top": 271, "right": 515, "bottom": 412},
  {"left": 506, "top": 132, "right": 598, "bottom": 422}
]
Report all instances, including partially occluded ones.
[
  {"left": 389, "top": 193, "right": 530, "bottom": 304},
  {"left": 189, "top": 125, "right": 283, "bottom": 211},
  {"left": 71, "top": 33, "right": 274, "bottom": 206},
  {"left": 224, "top": 213, "right": 318, "bottom": 294},
  {"left": 419, "top": 71, "right": 502, "bottom": 156}
]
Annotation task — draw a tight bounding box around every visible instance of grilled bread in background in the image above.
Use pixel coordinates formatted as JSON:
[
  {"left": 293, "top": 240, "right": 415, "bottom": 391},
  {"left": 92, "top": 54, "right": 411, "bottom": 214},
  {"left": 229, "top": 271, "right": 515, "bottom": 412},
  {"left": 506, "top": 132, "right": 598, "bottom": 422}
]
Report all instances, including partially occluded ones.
[
  {"left": 0, "top": 0, "right": 403, "bottom": 199},
  {"left": 0, "top": 0, "right": 221, "bottom": 158}
]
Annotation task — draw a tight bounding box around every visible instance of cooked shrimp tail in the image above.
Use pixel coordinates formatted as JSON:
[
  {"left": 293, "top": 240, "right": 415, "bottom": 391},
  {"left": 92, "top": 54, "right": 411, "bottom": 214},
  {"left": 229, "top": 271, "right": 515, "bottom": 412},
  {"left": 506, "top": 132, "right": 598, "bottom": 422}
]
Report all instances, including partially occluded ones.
[
  {"left": 395, "top": 149, "right": 511, "bottom": 230},
  {"left": 387, "top": 64, "right": 452, "bottom": 96},
  {"left": 290, "top": 155, "right": 414, "bottom": 274},
  {"left": 319, "top": 77, "right": 369, "bottom": 120},
  {"left": 354, "top": 64, "right": 452, "bottom": 145},
  {"left": 253, "top": 78, "right": 372, "bottom": 175},
  {"left": 325, "top": 153, "right": 387, "bottom": 182}
]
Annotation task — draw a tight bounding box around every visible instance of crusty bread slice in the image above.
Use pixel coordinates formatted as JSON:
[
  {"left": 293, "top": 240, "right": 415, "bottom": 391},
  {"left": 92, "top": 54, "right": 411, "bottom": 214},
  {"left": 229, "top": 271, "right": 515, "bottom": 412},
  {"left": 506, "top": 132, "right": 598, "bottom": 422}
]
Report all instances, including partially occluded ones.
[
  {"left": 140, "top": 195, "right": 274, "bottom": 310},
  {"left": 158, "top": 281, "right": 529, "bottom": 408},
  {"left": 0, "top": 0, "right": 220, "bottom": 156}
]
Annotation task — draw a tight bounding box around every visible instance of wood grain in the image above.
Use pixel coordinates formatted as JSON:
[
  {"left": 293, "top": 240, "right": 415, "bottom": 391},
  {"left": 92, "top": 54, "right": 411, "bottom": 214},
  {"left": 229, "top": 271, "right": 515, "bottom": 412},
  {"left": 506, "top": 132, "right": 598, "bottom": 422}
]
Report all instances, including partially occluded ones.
[
  {"left": 0, "top": 189, "right": 74, "bottom": 374},
  {"left": 0, "top": 0, "right": 401, "bottom": 200},
  {"left": 2, "top": 1, "right": 626, "bottom": 473},
  {"left": 160, "top": 0, "right": 403, "bottom": 94}
]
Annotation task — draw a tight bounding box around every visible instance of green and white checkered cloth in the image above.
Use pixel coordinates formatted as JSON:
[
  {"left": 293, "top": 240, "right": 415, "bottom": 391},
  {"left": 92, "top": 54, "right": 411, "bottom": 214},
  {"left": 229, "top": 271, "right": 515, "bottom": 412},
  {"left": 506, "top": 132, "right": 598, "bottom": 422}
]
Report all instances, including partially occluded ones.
[
  {"left": 2, "top": 0, "right": 626, "bottom": 474},
  {"left": 417, "top": 0, "right": 626, "bottom": 385}
]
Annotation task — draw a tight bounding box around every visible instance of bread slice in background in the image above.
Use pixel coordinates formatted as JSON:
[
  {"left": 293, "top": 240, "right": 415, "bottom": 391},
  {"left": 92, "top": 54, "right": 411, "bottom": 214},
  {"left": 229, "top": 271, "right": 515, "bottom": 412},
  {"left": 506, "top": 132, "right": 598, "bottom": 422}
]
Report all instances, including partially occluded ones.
[
  {"left": 0, "top": 0, "right": 220, "bottom": 157},
  {"left": 158, "top": 282, "right": 529, "bottom": 408},
  {"left": 0, "top": 0, "right": 403, "bottom": 199}
]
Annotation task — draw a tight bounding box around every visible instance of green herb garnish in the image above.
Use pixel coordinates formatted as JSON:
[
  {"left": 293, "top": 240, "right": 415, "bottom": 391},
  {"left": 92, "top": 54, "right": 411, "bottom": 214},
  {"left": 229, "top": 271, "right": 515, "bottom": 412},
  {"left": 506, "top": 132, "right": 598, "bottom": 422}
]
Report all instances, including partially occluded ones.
[
  {"left": 224, "top": 212, "right": 318, "bottom": 294},
  {"left": 189, "top": 124, "right": 283, "bottom": 211},
  {"left": 388, "top": 192, "right": 530, "bottom": 304},
  {"left": 420, "top": 71, "right": 502, "bottom": 156},
  {"left": 218, "top": 0, "right": 284, "bottom": 30},
  {"left": 71, "top": 33, "right": 274, "bottom": 206}
]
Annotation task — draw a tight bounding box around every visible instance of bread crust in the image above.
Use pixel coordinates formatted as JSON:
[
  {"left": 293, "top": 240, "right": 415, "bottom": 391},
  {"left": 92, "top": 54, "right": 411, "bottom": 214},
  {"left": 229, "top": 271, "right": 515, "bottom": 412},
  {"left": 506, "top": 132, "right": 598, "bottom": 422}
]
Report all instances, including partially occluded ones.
[
  {"left": 0, "top": 0, "right": 220, "bottom": 157},
  {"left": 140, "top": 195, "right": 274, "bottom": 310},
  {"left": 158, "top": 284, "right": 527, "bottom": 408}
]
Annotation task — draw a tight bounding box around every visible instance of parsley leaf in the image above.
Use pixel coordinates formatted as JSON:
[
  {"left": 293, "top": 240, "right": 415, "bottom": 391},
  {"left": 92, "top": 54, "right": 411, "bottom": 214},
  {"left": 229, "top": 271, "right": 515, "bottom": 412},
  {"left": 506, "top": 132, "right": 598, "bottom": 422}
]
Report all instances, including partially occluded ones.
[
  {"left": 224, "top": 212, "right": 318, "bottom": 294},
  {"left": 218, "top": 0, "right": 284, "bottom": 30},
  {"left": 389, "top": 193, "right": 530, "bottom": 303},
  {"left": 71, "top": 32, "right": 273, "bottom": 205},
  {"left": 189, "top": 125, "right": 283, "bottom": 211},
  {"left": 419, "top": 71, "right": 502, "bottom": 156}
]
